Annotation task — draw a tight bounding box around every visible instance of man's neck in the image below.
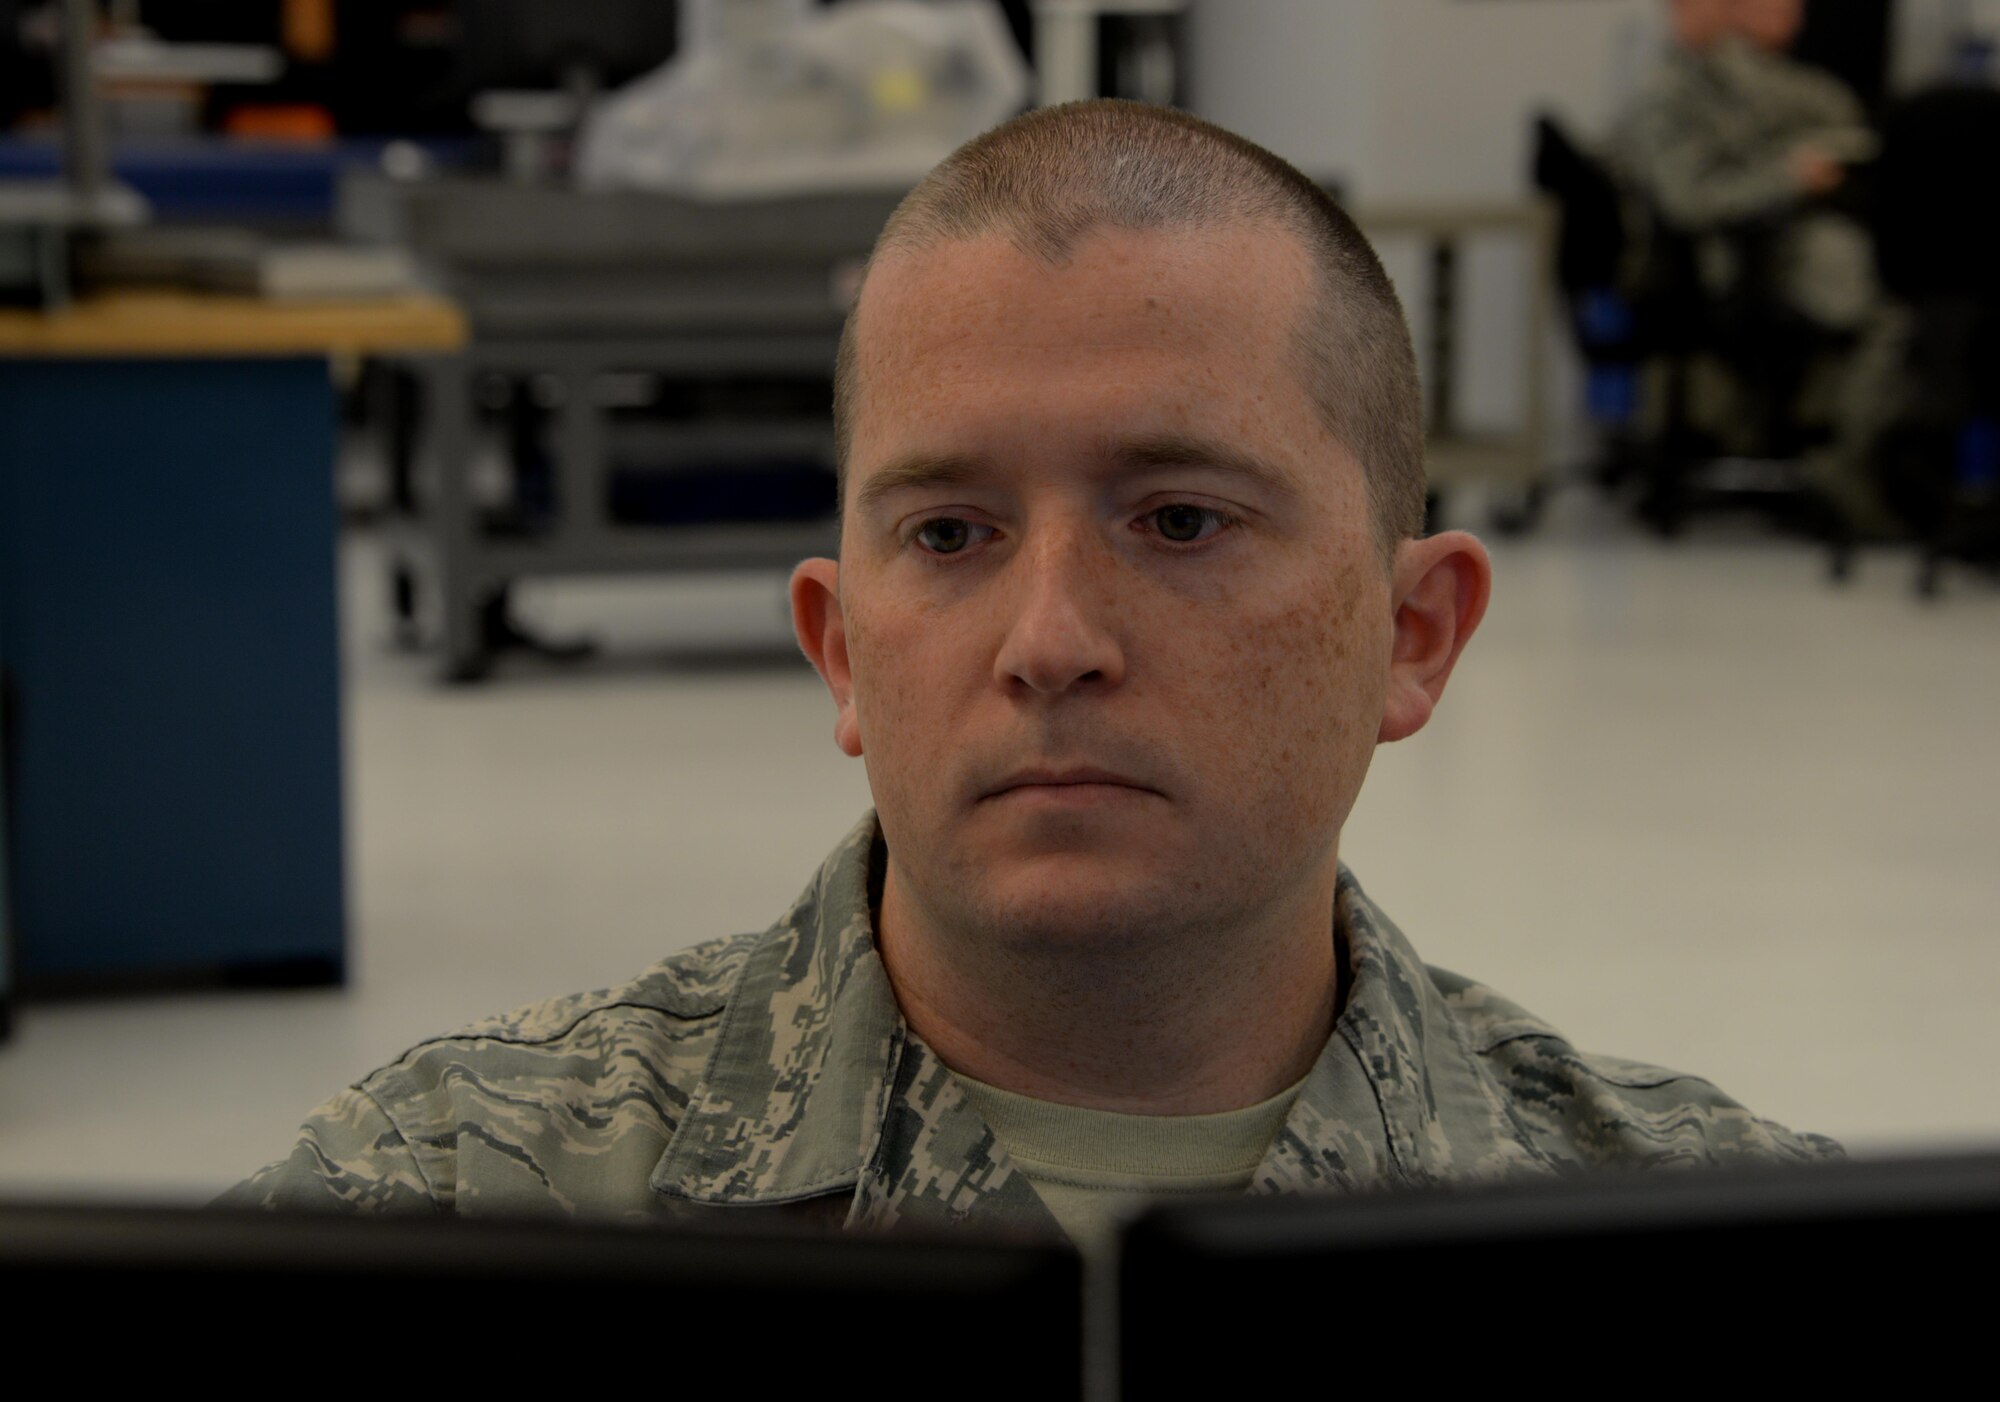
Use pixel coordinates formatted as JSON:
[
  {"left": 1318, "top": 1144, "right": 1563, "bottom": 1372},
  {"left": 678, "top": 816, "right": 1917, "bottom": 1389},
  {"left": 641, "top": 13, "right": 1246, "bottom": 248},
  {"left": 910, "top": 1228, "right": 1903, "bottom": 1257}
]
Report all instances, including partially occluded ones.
[{"left": 873, "top": 861, "right": 1343, "bottom": 1117}]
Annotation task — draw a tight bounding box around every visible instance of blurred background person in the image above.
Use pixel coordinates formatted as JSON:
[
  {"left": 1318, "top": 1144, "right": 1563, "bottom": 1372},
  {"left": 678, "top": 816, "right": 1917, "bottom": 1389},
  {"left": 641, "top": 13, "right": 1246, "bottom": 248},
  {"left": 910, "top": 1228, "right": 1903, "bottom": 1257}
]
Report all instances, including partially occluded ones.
[
  {"left": 1612, "top": 0, "right": 1900, "bottom": 533},
  {"left": 1614, "top": 0, "right": 1874, "bottom": 329}
]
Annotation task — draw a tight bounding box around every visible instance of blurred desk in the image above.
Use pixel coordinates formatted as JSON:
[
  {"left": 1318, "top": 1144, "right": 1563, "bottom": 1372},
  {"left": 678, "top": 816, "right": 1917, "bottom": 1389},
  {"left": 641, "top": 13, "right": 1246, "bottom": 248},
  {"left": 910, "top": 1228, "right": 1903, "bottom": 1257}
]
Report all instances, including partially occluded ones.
[
  {"left": 0, "top": 292, "right": 464, "bottom": 993},
  {"left": 342, "top": 176, "right": 881, "bottom": 680},
  {"left": 338, "top": 179, "right": 1554, "bottom": 680},
  {"left": 0, "top": 289, "right": 463, "bottom": 356}
]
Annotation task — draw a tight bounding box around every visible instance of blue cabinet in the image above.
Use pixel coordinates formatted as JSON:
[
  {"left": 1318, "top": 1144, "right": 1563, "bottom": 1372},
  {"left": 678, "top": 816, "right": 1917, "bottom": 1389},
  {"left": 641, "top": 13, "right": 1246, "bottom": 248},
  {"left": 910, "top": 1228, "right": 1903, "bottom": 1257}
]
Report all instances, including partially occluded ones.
[{"left": 0, "top": 357, "right": 345, "bottom": 989}]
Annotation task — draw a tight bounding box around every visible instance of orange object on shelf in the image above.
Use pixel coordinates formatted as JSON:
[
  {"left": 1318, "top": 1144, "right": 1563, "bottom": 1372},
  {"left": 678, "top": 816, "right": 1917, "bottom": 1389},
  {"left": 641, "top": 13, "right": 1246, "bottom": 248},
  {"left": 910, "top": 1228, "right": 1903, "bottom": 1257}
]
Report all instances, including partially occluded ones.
[
  {"left": 284, "top": 0, "right": 338, "bottom": 63},
  {"left": 224, "top": 105, "right": 337, "bottom": 142}
]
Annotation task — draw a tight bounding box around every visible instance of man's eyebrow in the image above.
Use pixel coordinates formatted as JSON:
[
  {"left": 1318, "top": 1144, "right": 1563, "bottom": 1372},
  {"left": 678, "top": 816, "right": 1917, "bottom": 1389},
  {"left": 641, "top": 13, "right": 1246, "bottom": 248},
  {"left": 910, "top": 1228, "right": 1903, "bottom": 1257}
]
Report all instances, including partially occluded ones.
[
  {"left": 1104, "top": 432, "right": 1305, "bottom": 508},
  {"left": 850, "top": 434, "right": 1305, "bottom": 515},
  {"left": 852, "top": 452, "right": 987, "bottom": 516}
]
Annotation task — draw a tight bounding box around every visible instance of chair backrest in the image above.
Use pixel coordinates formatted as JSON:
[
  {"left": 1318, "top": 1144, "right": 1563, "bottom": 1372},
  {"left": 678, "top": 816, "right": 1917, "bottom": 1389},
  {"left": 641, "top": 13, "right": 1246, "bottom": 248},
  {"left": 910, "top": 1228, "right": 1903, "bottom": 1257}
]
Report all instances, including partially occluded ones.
[
  {"left": 1531, "top": 113, "right": 1627, "bottom": 295},
  {"left": 1874, "top": 86, "right": 2000, "bottom": 303},
  {"left": 1531, "top": 114, "right": 1719, "bottom": 358}
]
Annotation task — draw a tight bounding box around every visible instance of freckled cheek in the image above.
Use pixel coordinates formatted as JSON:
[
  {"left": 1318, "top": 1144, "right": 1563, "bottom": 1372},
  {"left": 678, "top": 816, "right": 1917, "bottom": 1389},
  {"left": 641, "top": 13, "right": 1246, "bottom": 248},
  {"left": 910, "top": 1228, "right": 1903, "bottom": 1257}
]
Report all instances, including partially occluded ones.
[
  {"left": 1181, "top": 594, "right": 1382, "bottom": 826},
  {"left": 845, "top": 609, "right": 970, "bottom": 799}
]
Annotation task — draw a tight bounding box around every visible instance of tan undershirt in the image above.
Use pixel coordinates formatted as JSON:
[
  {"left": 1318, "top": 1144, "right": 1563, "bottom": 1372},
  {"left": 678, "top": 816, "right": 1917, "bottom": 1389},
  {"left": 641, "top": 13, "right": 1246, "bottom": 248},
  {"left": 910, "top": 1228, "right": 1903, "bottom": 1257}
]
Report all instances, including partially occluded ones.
[{"left": 952, "top": 1072, "right": 1307, "bottom": 1255}]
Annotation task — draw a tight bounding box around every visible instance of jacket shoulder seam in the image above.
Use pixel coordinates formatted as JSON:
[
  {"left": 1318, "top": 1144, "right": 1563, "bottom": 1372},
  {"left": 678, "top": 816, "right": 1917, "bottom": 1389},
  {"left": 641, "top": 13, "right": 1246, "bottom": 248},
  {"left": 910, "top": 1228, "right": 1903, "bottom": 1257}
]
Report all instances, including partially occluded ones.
[
  {"left": 393, "top": 997, "right": 728, "bottom": 1061},
  {"left": 1477, "top": 1029, "right": 1721, "bottom": 1092}
]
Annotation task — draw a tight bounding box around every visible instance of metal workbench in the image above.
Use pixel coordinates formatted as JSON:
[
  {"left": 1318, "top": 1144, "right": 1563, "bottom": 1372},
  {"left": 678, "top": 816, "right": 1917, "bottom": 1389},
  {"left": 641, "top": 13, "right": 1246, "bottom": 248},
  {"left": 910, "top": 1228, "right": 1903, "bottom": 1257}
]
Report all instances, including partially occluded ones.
[
  {"left": 345, "top": 176, "right": 1553, "bottom": 680},
  {"left": 344, "top": 175, "right": 899, "bottom": 679},
  {"left": 1360, "top": 200, "right": 1556, "bottom": 509}
]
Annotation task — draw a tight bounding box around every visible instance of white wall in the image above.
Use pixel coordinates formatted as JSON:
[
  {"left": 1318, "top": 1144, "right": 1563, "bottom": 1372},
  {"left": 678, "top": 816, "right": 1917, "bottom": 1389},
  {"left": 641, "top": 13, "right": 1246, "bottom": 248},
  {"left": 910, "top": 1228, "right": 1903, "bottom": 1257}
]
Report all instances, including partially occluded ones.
[
  {"left": 1183, "top": 1, "right": 1384, "bottom": 192},
  {"left": 1894, "top": 0, "right": 2000, "bottom": 88},
  {"left": 1187, "top": 0, "right": 1656, "bottom": 201}
]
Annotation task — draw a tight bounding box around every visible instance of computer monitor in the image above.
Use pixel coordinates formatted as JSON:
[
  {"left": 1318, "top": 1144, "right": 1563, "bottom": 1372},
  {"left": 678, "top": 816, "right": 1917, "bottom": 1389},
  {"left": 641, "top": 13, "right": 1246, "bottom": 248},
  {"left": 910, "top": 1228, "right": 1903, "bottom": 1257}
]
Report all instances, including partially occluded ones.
[
  {"left": 457, "top": 0, "right": 681, "bottom": 94},
  {"left": 1120, "top": 1152, "right": 1999, "bottom": 1391},
  {"left": 3, "top": 1202, "right": 1085, "bottom": 1394}
]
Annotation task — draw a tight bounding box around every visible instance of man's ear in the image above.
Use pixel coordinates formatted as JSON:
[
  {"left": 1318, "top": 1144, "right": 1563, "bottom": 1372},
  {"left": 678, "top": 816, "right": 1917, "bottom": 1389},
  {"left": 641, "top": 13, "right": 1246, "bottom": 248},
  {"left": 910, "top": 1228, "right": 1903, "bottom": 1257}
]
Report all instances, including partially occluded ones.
[
  {"left": 1377, "top": 530, "right": 1493, "bottom": 744},
  {"left": 790, "top": 557, "right": 864, "bottom": 758}
]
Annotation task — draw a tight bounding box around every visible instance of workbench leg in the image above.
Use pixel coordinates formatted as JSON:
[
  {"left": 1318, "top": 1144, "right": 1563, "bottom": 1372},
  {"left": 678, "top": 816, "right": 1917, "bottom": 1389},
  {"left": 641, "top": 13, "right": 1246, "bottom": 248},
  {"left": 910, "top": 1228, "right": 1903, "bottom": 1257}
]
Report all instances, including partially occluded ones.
[
  {"left": 426, "top": 356, "right": 489, "bottom": 682},
  {"left": 1427, "top": 237, "right": 1458, "bottom": 437}
]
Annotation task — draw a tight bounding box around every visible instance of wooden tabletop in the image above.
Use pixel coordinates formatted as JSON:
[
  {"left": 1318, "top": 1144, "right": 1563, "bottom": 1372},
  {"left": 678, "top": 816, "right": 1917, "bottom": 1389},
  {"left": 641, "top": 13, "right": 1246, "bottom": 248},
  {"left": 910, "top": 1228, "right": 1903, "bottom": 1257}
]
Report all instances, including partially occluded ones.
[{"left": 0, "top": 290, "right": 467, "bottom": 357}]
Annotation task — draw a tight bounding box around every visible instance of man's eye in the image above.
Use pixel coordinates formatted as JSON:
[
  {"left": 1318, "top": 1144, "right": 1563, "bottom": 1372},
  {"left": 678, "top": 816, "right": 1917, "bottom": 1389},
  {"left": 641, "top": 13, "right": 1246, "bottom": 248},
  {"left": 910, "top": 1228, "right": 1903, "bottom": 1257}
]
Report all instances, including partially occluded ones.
[
  {"left": 914, "top": 517, "right": 983, "bottom": 554},
  {"left": 1150, "top": 504, "right": 1230, "bottom": 543}
]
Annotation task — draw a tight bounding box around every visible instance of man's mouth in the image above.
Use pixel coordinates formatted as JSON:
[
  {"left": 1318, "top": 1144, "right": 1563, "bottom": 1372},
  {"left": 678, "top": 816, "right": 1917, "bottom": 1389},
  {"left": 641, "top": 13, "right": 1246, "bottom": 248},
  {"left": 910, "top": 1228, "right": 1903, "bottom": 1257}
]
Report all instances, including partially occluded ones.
[{"left": 984, "top": 767, "right": 1159, "bottom": 800}]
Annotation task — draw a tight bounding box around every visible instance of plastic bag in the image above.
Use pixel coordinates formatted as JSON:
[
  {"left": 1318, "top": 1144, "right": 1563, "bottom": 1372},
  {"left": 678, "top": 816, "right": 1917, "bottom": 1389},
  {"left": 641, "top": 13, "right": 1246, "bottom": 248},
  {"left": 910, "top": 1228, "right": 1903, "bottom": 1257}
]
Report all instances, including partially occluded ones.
[{"left": 576, "top": 0, "right": 1030, "bottom": 199}]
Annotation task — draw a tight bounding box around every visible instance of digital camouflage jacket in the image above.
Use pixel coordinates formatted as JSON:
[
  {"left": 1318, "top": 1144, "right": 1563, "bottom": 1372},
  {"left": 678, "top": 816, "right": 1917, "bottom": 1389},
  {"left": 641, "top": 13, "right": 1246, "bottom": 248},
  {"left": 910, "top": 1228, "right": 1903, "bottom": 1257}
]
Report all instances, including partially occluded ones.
[
  {"left": 1612, "top": 33, "right": 1867, "bottom": 232},
  {"left": 222, "top": 813, "right": 1839, "bottom": 1232}
]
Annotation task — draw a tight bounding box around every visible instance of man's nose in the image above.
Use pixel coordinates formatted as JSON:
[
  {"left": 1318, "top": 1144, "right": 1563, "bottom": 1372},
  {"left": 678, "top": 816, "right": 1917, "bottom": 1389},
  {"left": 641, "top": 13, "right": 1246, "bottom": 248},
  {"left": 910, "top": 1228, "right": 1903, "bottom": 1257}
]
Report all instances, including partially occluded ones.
[{"left": 992, "top": 528, "right": 1127, "bottom": 696}]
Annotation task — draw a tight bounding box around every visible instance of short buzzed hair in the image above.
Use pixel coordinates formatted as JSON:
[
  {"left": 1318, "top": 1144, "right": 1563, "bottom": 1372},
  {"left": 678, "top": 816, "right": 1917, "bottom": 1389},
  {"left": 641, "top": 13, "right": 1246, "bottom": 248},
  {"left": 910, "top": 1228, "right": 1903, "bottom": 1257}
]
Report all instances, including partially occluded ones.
[{"left": 833, "top": 99, "right": 1427, "bottom": 553}]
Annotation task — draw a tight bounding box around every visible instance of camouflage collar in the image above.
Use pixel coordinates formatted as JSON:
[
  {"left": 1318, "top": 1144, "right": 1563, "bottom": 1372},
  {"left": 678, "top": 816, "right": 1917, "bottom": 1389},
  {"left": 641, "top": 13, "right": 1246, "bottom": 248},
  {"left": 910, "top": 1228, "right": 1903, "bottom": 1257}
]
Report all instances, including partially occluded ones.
[
  {"left": 650, "top": 813, "right": 905, "bottom": 1209},
  {"left": 1253, "top": 869, "right": 1551, "bottom": 1194},
  {"left": 651, "top": 813, "right": 1544, "bottom": 1229}
]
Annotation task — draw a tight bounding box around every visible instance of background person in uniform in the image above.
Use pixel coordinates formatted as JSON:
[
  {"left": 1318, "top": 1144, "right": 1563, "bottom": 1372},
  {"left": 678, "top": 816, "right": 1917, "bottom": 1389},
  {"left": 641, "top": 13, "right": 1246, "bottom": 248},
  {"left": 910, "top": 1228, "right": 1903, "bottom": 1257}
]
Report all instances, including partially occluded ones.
[
  {"left": 225, "top": 102, "right": 1839, "bottom": 1252},
  {"left": 1614, "top": 0, "right": 1875, "bottom": 329},
  {"left": 1613, "top": 0, "right": 1901, "bottom": 530}
]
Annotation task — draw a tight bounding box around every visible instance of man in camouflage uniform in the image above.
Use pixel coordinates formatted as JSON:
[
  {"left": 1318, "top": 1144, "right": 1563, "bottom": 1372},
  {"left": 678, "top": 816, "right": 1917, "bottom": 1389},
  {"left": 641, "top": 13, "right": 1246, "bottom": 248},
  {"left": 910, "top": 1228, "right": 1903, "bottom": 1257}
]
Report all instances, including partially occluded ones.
[
  {"left": 1613, "top": 0, "right": 1876, "bottom": 330},
  {"left": 226, "top": 101, "right": 1838, "bottom": 1247},
  {"left": 1612, "top": 0, "right": 1903, "bottom": 528}
]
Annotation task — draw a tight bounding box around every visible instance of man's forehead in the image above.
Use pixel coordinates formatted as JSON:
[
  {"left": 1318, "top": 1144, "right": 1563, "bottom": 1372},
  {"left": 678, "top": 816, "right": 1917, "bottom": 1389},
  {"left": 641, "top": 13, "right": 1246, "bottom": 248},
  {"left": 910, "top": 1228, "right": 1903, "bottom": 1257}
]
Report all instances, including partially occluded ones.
[
  {"left": 851, "top": 227, "right": 1319, "bottom": 443},
  {"left": 856, "top": 220, "right": 1316, "bottom": 353}
]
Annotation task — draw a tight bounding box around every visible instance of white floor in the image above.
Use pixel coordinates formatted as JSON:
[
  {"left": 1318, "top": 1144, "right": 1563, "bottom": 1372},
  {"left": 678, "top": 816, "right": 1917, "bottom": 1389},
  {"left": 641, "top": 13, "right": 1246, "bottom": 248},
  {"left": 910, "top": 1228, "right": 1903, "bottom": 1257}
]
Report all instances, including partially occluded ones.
[{"left": 4, "top": 486, "right": 1998, "bottom": 1201}]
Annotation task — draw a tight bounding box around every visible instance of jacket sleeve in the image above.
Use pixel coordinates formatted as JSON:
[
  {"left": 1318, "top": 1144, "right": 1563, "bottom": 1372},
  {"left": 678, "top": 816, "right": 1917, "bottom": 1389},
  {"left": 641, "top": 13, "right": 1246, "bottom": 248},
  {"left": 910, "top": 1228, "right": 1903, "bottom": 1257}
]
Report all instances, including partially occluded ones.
[
  {"left": 213, "top": 1084, "right": 441, "bottom": 1213},
  {"left": 1617, "top": 102, "right": 1805, "bottom": 231},
  {"left": 1563, "top": 1048, "right": 1846, "bottom": 1167}
]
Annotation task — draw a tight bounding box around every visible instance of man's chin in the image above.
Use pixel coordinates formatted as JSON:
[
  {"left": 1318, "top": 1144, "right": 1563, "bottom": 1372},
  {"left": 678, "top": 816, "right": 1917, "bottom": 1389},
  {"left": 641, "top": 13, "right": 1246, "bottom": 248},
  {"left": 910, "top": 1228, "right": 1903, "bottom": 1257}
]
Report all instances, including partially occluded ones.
[{"left": 945, "top": 847, "right": 1200, "bottom": 949}]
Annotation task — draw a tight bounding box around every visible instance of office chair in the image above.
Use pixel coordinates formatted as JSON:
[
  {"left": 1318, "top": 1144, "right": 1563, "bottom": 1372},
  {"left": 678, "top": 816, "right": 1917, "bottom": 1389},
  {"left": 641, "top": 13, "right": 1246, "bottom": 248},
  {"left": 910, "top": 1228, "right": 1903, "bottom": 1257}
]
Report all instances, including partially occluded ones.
[
  {"left": 1867, "top": 85, "right": 2000, "bottom": 597},
  {"left": 1531, "top": 114, "right": 1691, "bottom": 500}
]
